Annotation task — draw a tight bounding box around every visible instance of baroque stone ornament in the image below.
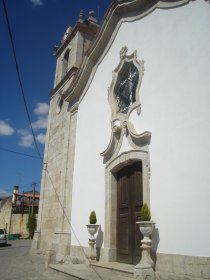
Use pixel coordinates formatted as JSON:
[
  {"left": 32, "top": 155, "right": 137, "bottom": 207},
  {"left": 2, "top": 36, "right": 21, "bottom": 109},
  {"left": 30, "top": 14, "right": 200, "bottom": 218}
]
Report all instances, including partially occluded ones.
[
  {"left": 101, "top": 47, "right": 151, "bottom": 163},
  {"left": 120, "top": 46, "right": 128, "bottom": 59}
]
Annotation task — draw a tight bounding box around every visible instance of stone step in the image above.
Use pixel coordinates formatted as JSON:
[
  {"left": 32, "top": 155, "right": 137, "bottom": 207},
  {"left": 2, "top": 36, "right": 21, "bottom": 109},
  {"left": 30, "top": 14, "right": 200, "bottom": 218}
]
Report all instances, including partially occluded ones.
[
  {"left": 50, "top": 262, "right": 134, "bottom": 280},
  {"left": 91, "top": 262, "right": 134, "bottom": 278}
]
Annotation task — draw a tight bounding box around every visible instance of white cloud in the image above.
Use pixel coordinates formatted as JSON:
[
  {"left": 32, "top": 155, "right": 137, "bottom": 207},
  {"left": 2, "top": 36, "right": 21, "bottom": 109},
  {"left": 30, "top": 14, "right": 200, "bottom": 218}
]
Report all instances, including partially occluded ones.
[
  {"left": 30, "top": 0, "right": 43, "bottom": 6},
  {"left": 0, "top": 189, "right": 12, "bottom": 198},
  {"left": 32, "top": 102, "right": 49, "bottom": 130},
  {"left": 17, "top": 129, "right": 34, "bottom": 148},
  {"left": 36, "top": 133, "right": 46, "bottom": 144},
  {"left": 17, "top": 101, "right": 49, "bottom": 148},
  {"left": 0, "top": 120, "right": 14, "bottom": 136},
  {"left": 32, "top": 116, "right": 48, "bottom": 130},
  {"left": 34, "top": 102, "right": 49, "bottom": 115}
]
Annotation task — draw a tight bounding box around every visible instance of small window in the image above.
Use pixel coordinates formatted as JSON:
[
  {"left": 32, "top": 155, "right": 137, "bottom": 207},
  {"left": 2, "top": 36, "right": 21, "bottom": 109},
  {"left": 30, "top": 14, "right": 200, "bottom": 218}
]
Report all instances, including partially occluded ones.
[{"left": 114, "top": 62, "right": 139, "bottom": 114}]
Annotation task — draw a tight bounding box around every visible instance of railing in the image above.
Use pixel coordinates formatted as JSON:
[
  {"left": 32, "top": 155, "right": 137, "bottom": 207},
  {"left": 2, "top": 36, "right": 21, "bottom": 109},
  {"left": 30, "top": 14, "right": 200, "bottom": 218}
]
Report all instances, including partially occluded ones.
[{"left": 12, "top": 205, "right": 39, "bottom": 214}]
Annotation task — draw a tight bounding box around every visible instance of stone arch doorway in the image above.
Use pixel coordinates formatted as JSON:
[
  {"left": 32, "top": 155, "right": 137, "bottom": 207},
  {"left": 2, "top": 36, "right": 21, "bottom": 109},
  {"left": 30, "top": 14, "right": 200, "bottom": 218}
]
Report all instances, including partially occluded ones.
[{"left": 103, "top": 150, "right": 150, "bottom": 263}]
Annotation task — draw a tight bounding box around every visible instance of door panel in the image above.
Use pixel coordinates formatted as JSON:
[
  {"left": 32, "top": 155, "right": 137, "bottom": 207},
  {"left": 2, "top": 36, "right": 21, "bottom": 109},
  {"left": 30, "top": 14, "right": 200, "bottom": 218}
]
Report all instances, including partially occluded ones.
[
  {"left": 117, "top": 161, "right": 143, "bottom": 264},
  {"left": 118, "top": 213, "right": 129, "bottom": 254}
]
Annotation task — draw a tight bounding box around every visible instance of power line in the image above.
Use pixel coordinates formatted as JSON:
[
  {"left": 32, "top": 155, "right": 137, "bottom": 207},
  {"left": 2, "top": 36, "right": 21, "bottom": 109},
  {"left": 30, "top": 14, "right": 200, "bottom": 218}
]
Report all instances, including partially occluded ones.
[
  {"left": 1, "top": 0, "right": 43, "bottom": 161},
  {"left": 45, "top": 169, "right": 103, "bottom": 280},
  {"left": 2, "top": 3, "right": 103, "bottom": 279},
  {"left": 0, "top": 146, "right": 41, "bottom": 160}
]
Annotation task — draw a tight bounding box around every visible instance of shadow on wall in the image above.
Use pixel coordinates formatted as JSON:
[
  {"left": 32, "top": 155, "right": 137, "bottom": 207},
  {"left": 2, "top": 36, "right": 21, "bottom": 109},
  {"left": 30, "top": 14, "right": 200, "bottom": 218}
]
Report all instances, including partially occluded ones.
[
  {"left": 96, "top": 226, "right": 104, "bottom": 261},
  {"left": 151, "top": 227, "right": 160, "bottom": 267}
]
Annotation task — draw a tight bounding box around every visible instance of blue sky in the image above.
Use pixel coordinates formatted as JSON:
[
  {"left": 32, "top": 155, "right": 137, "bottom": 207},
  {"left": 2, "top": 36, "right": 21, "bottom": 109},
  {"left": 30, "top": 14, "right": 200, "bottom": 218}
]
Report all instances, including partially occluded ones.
[{"left": 0, "top": 0, "right": 111, "bottom": 196}]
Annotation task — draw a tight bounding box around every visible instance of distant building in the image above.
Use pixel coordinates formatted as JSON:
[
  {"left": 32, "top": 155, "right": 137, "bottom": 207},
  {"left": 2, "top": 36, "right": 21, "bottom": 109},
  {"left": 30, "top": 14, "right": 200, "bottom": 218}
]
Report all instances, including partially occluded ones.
[
  {"left": 33, "top": 1, "right": 210, "bottom": 280},
  {"left": 0, "top": 186, "right": 40, "bottom": 237},
  {"left": 12, "top": 186, "right": 40, "bottom": 215},
  {"left": 0, "top": 197, "right": 12, "bottom": 233}
]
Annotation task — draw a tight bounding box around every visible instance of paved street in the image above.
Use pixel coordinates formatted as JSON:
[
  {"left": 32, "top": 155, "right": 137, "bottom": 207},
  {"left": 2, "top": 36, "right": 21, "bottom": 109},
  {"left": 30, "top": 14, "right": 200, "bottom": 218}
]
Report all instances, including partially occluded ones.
[{"left": 0, "top": 240, "right": 76, "bottom": 280}]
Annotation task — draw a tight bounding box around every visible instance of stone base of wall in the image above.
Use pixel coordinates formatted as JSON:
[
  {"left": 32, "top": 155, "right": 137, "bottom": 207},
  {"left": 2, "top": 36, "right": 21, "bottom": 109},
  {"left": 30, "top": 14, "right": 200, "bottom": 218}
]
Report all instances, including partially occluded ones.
[
  {"left": 32, "top": 237, "right": 210, "bottom": 280},
  {"left": 69, "top": 245, "right": 90, "bottom": 264},
  {"left": 31, "top": 230, "right": 54, "bottom": 256},
  {"left": 69, "top": 245, "right": 109, "bottom": 264},
  {"left": 31, "top": 230, "right": 42, "bottom": 253},
  {"left": 155, "top": 253, "right": 210, "bottom": 280},
  {"left": 156, "top": 272, "right": 209, "bottom": 280},
  {"left": 51, "top": 231, "right": 71, "bottom": 263},
  {"left": 32, "top": 230, "right": 71, "bottom": 265},
  {"left": 69, "top": 248, "right": 210, "bottom": 279}
]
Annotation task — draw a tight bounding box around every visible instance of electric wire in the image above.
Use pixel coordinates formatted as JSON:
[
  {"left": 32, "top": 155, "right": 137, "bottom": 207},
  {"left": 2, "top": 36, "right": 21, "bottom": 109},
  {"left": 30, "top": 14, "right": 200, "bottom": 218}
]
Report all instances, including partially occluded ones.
[
  {"left": 2, "top": 0, "right": 43, "bottom": 161},
  {"left": 0, "top": 146, "right": 41, "bottom": 159},
  {"left": 2, "top": 2, "right": 103, "bottom": 279},
  {"left": 45, "top": 169, "right": 103, "bottom": 280}
]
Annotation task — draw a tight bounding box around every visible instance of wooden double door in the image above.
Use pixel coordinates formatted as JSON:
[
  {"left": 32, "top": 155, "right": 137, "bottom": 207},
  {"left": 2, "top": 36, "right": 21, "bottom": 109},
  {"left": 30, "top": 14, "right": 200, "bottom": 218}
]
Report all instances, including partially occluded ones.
[{"left": 117, "top": 161, "right": 143, "bottom": 264}]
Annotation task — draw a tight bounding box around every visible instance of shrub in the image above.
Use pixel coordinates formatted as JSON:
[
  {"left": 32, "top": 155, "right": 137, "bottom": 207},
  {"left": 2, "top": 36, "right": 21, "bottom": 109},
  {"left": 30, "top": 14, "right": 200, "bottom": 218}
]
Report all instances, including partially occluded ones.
[
  {"left": 89, "top": 211, "right": 97, "bottom": 224},
  {"left": 140, "top": 203, "right": 151, "bottom": 221},
  {"left": 27, "top": 213, "right": 37, "bottom": 239}
]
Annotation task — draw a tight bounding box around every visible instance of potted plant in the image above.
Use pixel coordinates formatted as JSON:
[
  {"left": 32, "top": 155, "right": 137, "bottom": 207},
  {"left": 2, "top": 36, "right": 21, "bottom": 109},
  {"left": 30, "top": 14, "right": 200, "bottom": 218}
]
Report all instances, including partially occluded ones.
[
  {"left": 136, "top": 203, "right": 155, "bottom": 268},
  {"left": 86, "top": 211, "right": 99, "bottom": 240},
  {"left": 86, "top": 211, "right": 100, "bottom": 261},
  {"left": 138, "top": 203, "right": 154, "bottom": 241}
]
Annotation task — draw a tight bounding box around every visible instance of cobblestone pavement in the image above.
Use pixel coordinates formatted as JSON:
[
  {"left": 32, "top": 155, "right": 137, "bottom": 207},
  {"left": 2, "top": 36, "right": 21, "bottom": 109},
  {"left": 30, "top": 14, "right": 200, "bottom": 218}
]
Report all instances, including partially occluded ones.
[{"left": 0, "top": 240, "right": 76, "bottom": 280}]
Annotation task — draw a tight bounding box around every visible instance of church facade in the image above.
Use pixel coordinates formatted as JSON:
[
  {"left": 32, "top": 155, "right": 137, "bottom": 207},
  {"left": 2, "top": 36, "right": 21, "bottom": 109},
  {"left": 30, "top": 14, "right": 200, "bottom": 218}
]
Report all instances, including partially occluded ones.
[{"left": 32, "top": 1, "right": 210, "bottom": 279}]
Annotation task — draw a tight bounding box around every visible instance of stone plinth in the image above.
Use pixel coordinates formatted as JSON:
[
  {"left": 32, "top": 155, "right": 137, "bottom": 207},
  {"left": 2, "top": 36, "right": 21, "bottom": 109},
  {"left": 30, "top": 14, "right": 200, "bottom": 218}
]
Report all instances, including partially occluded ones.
[{"left": 134, "top": 264, "right": 155, "bottom": 280}]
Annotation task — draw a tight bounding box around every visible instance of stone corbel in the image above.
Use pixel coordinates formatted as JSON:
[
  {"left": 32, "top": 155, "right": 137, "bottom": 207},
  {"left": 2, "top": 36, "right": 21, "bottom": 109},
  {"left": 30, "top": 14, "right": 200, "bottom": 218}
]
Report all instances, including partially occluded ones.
[
  {"left": 100, "top": 125, "right": 122, "bottom": 163},
  {"left": 101, "top": 121, "right": 151, "bottom": 163},
  {"left": 127, "top": 121, "right": 151, "bottom": 149}
]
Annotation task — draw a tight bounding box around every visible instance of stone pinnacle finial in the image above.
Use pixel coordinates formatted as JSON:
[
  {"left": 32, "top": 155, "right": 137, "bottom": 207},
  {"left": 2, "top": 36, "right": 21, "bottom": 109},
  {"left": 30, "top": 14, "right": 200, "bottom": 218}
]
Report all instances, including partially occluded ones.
[
  {"left": 88, "top": 10, "right": 98, "bottom": 23},
  {"left": 78, "top": 10, "right": 84, "bottom": 23},
  {"left": 89, "top": 11, "right": 95, "bottom": 18}
]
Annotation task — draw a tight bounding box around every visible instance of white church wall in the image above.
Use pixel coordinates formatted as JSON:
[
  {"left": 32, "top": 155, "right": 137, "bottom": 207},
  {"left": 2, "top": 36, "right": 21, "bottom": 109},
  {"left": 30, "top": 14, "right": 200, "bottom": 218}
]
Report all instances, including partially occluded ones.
[
  {"left": 71, "top": 64, "right": 112, "bottom": 247},
  {"left": 71, "top": 0, "right": 210, "bottom": 257}
]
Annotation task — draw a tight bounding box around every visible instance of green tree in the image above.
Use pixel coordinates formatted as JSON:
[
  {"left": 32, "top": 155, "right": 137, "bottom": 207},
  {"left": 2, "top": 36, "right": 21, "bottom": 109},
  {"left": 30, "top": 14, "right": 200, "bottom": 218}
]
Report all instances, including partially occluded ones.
[{"left": 27, "top": 213, "right": 37, "bottom": 239}]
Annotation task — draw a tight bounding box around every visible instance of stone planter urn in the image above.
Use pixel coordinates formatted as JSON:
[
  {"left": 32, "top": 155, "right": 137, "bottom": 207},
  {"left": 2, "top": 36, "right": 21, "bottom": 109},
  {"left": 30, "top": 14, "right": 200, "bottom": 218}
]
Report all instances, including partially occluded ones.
[
  {"left": 136, "top": 221, "right": 155, "bottom": 268},
  {"left": 86, "top": 224, "right": 99, "bottom": 240},
  {"left": 134, "top": 204, "right": 155, "bottom": 280},
  {"left": 86, "top": 224, "right": 99, "bottom": 261}
]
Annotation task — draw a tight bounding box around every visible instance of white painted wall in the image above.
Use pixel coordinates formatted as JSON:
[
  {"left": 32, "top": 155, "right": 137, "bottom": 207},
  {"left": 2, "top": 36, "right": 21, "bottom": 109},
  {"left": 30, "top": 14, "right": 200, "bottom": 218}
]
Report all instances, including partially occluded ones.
[{"left": 71, "top": 0, "right": 210, "bottom": 257}]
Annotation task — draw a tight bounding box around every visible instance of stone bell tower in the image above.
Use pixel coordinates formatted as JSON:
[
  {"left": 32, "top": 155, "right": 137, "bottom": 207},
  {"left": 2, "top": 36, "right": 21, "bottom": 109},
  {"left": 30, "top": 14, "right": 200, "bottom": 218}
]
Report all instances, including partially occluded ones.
[
  {"left": 54, "top": 10, "right": 99, "bottom": 88},
  {"left": 32, "top": 10, "right": 99, "bottom": 262}
]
